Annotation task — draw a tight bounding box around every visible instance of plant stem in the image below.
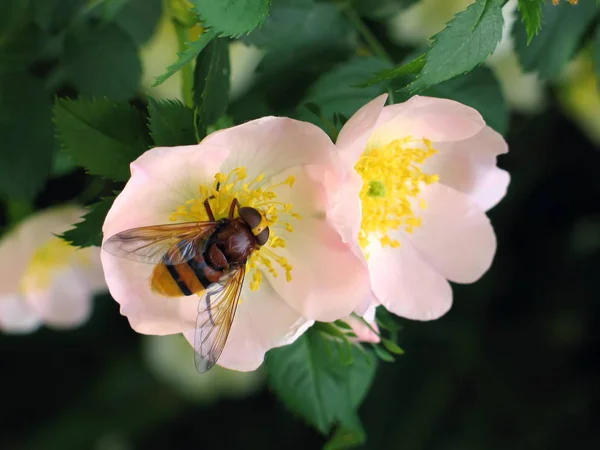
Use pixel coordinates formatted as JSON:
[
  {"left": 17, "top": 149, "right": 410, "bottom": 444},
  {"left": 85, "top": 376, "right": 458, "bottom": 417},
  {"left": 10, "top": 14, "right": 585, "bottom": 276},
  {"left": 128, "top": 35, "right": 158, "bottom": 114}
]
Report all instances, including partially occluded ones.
[
  {"left": 342, "top": 6, "right": 392, "bottom": 63},
  {"left": 173, "top": 20, "right": 194, "bottom": 108}
]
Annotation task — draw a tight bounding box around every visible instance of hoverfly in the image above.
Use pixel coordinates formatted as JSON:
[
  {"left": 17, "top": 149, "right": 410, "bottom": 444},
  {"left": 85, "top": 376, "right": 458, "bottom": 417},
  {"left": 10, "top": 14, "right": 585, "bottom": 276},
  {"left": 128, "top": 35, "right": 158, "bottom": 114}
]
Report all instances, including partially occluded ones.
[{"left": 103, "top": 197, "right": 270, "bottom": 373}]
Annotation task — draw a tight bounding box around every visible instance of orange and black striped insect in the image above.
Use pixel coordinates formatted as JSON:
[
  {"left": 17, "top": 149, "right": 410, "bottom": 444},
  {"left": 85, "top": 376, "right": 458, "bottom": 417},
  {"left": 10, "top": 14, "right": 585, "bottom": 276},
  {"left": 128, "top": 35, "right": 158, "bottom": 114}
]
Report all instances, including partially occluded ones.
[{"left": 103, "top": 198, "right": 270, "bottom": 373}]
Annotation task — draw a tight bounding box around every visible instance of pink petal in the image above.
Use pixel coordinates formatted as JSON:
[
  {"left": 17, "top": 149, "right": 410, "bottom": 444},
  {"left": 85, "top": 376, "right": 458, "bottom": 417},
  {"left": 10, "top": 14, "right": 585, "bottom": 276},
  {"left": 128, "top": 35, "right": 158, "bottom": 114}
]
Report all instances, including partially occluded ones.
[
  {"left": 336, "top": 94, "right": 388, "bottom": 165},
  {"left": 344, "top": 305, "right": 380, "bottom": 343},
  {"left": 184, "top": 281, "right": 313, "bottom": 371},
  {"left": 423, "top": 126, "right": 510, "bottom": 212},
  {"left": 203, "top": 116, "right": 339, "bottom": 182},
  {"left": 368, "top": 238, "right": 452, "bottom": 320},
  {"left": 0, "top": 294, "right": 41, "bottom": 333},
  {"left": 262, "top": 215, "right": 370, "bottom": 322},
  {"left": 254, "top": 166, "right": 370, "bottom": 322},
  {"left": 370, "top": 96, "right": 486, "bottom": 148},
  {"left": 101, "top": 145, "right": 230, "bottom": 334},
  {"left": 408, "top": 184, "right": 497, "bottom": 284}
]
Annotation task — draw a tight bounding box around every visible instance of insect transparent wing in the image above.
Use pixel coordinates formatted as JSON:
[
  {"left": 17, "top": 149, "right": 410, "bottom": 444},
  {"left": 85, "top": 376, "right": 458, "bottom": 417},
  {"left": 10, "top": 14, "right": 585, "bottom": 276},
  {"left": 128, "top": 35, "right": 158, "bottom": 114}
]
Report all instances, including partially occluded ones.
[
  {"left": 103, "top": 222, "right": 216, "bottom": 264},
  {"left": 194, "top": 267, "right": 246, "bottom": 373}
]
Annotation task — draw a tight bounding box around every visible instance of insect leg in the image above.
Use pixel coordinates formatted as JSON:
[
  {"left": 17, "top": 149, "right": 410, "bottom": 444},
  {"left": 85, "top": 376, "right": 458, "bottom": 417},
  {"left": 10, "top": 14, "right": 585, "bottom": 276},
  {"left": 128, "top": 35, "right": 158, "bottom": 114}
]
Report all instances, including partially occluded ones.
[
  {"left": 203, "top": 197, "right": 216, "bottom": 222},
  {"left": 228, "top": 198, "right": 240, "bottom": 219}
]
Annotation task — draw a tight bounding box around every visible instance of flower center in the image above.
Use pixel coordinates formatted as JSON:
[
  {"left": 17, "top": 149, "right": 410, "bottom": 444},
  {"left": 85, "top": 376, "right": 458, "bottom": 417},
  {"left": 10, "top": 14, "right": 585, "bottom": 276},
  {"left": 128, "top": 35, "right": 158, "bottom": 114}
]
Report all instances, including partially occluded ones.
[
  {"left": 169, "top": 167, "right": 301, "bottom": 291},
  {"left": 355, "top": 137, "right": 439, "bottom": 250},
  {"left": 20, "top": 238, "right": 88, "bottom": 292}
]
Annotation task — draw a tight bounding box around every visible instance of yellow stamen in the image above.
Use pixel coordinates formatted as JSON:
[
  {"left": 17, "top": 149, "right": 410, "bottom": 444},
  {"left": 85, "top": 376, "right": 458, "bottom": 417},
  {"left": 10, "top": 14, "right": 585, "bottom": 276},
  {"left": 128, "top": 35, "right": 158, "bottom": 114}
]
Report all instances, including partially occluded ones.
[
  {"left": 170, "top": 167, "right": 300, "bottom": 291},
  {"left": 355, "top": 137, "right": 439, "bottom": 251}
]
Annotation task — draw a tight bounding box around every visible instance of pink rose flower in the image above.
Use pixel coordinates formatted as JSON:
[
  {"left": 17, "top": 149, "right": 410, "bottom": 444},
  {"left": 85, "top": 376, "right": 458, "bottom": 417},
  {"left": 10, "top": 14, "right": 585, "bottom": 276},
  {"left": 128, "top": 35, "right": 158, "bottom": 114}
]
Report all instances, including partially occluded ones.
[
  {"left": 0, "top": 206, "right": 106, "bottom": 333},
  {"left": 101, "top": 117, "right": 370, "bottom": 371},
  {"left": 334, "top": 95, "right": 510, "bottom": 320}
]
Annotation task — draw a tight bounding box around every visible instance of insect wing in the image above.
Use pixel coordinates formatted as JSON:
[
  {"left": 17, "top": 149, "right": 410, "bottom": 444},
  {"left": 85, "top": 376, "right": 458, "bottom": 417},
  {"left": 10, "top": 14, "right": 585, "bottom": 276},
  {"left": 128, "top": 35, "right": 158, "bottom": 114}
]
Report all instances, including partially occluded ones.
[
  {"left": 103, "top": 221, "right": 217, "bottom": 265},
  {"left": 194, "top": 267, "right": 246, "bottom": 373}
]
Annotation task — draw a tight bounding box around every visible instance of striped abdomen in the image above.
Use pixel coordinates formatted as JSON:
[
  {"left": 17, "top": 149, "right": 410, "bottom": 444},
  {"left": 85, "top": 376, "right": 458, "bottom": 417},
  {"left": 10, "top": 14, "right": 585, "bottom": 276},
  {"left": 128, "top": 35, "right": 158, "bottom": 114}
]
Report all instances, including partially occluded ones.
[{"left": 151, "top": 254, "right": 222, "bottom": 297}]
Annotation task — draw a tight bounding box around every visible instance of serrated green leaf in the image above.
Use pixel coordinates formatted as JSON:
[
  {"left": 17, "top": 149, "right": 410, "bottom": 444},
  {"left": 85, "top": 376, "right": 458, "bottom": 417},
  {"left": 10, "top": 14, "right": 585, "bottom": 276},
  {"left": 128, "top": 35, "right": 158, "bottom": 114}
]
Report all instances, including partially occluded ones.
[
  {"left": 60, "top": 197, "right": 115, "bottom": 248},
  {"left": 408, "top": 0, "right": 504, "bottom": 92},
  {"left": 153, "top": 28, "right": 216, "bottom": 87},
  {"left": 420, "top": 66, "right": 507, "bottom": 135},
  {"left": 148, "top": 97, "right": 197, "bottom": 147},
  {"left": 63, "top": 23, "right": 142, "bottom": 100},
  {"left": 192, "top": 0, "right": 271, "bottom": 37},
  {"left": 513, "top": 0, "right": 599, "bottom": 79},
  {"left": 517, "top": 0, "right": 544, "bottom": 43},
  {"left": 54, "top": 98, "right": 151, "bottom": 181},
  {"left": 193, "top": 36, "right": 230, "bottom": 134},
  {"left": 0, "top": 73, "right": 54, "bottom": 199},
  {"left": 266, "top": 328, "right": 376, "bottom": 434}
]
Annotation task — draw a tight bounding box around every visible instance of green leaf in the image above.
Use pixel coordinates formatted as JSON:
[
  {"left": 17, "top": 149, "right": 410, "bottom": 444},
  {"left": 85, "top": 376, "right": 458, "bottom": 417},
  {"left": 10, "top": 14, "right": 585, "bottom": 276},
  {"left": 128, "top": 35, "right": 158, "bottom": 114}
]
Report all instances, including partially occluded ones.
[
  {"left": 324, "top": 413, "right": 366, "bottom": 450},
  {"left": 63, "top": 23, "right": 142, "bottom": 100},
  {"left": 192, "top": 0, "right": 271, "bottom": 37},
  {"left": 354, "top": 0, "right": 417, "bottom": 20},
  {"left": 299, "top": 56, "right": 391, "bottom": 123},
  {"left": 593, "top": 25, "right": 600, "bottom": 82},
  {"left": 266, "top": 329, "right": 376, "bottom": 434},
  {"left": 0, "top": 73, "right": 54, "bottom": 199},
  {"left": 153, "top": 29, "right": 216, "bottom": 87},
  {"left": 513, "top": 0, "right": 599, "bottom": 79},
  {"left": 0, "top": 2, "right": 41, "bottom": 73},
  {"left": 381, "top": 338, "right": 405, "bottom": 355},
  {"left": 60, "top": 197, "right": 115, "bottom": 248},
  {"left": 517, "top": 0, "right": 544, "bottom": 43},
  {"left": 54, "top": 98, "right": 151, "bottom": 181},
  {"left": 148, "top": 97, "right": 197, "bottom": 147},
  {"left": 409, "top": 0, "right": 504, "bottom": 92},
  {"left": 110, "top": 0, "right": 163, "bottom": 45},
  {"left": 245, "top": 0, "right": 355, "bottom": 73},
  {"left": 372, "top": 344, "right": 394, "bottom": 362},
  {"left": 420, "top": 66, "right": 508, "bottom": 135},
  {"left": 193, "top": 37, "right": 231, "bottom": 133},
  {"left": 360, "top": 53, "right": 425, "bottom": 87}
]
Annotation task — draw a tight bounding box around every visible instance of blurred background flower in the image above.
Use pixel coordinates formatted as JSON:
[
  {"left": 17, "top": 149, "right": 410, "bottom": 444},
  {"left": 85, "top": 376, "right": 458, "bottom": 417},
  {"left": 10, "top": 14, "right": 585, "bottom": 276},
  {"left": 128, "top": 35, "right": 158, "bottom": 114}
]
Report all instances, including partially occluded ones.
[
  {"left": 0, "top": 206, "right": 106, "bottom": 333},
  {"left": 143, "top": 334, "right": 265, "bottom": 403},
  {"left": 141, "top": 14, "right": 263, "bottom": 103}
]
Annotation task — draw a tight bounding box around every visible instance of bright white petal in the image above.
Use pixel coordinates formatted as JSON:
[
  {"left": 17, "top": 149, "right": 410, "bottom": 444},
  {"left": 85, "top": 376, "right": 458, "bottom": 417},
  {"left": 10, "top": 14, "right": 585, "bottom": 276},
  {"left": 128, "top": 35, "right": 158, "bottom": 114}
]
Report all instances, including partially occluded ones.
[
  {"left": 25, "top": 267, "right": 94, "bottom": 328},
  {"left": 0, "top": 294, "right": 41, "bottom": 333}
]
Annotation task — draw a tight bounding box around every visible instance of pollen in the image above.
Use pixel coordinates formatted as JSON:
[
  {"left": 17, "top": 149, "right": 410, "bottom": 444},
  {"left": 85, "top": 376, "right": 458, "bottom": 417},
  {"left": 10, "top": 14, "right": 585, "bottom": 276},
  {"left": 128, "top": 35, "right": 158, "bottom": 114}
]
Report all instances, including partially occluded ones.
[
  {"left": 354, "top": 137, "right": 439, "bottom": 251},
  {"left": 170, "top": 167, "right": 300, "bottom": 292}
]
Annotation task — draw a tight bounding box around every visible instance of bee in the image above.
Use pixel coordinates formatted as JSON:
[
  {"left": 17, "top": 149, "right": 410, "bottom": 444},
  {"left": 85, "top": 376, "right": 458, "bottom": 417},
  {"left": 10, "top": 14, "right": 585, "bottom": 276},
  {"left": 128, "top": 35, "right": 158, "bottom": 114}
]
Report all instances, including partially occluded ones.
[{"left": 103, "top": 198, "right": 270, "bottom": 373}]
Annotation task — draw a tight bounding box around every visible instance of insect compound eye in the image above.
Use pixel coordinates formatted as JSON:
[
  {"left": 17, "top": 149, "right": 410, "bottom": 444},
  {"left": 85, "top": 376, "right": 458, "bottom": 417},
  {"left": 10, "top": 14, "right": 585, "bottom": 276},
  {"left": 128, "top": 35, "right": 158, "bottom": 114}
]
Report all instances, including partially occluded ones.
[
  {"left": 255, "top": 227, "right": 270, "bottom": 246},
  {"left": 238, "top": 207, "right": 262, "bottom": 229}
]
